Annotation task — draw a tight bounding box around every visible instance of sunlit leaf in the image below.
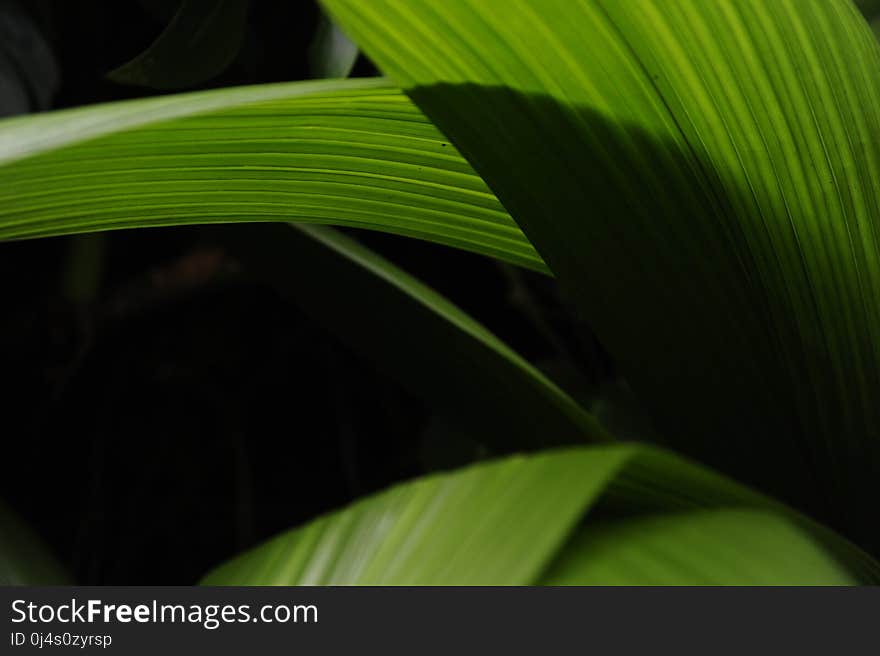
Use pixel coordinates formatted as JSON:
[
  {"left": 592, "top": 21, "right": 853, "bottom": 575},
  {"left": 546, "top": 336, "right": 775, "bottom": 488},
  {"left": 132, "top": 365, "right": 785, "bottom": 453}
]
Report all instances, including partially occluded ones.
[
  {"left": 202, "top": 444, "right": 880, "bottom": 586},
  {"left": 0, "top": 77, "right": 545, "bottom": 272},
  {"left": 541, "top": 509, "right": 855, "bottom": 585}
]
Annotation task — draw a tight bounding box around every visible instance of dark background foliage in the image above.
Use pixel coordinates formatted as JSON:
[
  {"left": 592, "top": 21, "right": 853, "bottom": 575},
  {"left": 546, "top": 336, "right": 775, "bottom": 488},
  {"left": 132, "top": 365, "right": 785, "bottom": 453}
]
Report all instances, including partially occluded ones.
[{"left": 0, "top": 0, "right": 618, "bottom": 583}]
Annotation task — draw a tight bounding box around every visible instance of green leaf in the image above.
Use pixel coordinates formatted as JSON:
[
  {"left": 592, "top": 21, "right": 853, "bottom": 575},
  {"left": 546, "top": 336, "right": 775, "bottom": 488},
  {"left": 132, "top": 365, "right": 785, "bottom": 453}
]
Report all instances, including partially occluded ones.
[
  {"left": 0, "top": 501, "right": 71, "bottom": 585},
  {"left": 0, "top": 0, "right": 59, "bottom": 116},
  {"left": 62, "top": 233, "right": 107, "bottom": 304},
  {"left": 201, "top": 444, "right": 880, "bottom": 585},
  {"left": 0, "top": 77, "right": 545, "bottom": 273},
  {"left": 856, "top": 0, "right": 880, "bottom": 38},
  {"left": 321, "top": 0, "right": 880, "bottom": 552},
  {"left": 219, "top": 223, "right": 607, "bottom": 449},
  {"left": 856, "top": 0, "right": 880, "bottom": 18},
  {"left": 540, "top": 509, "right": 856, "bottom": 586},
  {"left": 108, "top": 0, "right": 249, "bottom": 90},
  {"left": 309, "top": 12, "right": 359, "bottom": 79}
]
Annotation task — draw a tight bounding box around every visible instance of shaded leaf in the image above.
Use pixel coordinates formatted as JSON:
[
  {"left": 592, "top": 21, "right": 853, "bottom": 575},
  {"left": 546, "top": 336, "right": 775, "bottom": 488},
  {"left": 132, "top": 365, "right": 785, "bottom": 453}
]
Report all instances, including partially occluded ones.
[
  {"left": 0, "top": 501, "right": 71, "bottom": 585},
  {"left": 309, "top": 12, "right": 358, "bottom": 79},
  {"left": 219, "top": 223, "right": 607, "bottom": 450},
  {"left": 0, "top": 0, "right": 58, "bottom": 116},
  {"left": 108, "top": 0, "right": 249, "bottom": 90}
]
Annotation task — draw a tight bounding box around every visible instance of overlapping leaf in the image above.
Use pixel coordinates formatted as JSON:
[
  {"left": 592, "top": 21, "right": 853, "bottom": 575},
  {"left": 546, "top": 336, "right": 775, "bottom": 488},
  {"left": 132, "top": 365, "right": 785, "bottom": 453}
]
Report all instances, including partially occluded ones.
[
  {"left": 541, "top": 509, "right": 854, "bottom": 585},
  {"left": 202, "top": 444, "right": 880, "bottom": 586},
  {"left": 322, "top": 0, "right": 880, "bottom": 552}
]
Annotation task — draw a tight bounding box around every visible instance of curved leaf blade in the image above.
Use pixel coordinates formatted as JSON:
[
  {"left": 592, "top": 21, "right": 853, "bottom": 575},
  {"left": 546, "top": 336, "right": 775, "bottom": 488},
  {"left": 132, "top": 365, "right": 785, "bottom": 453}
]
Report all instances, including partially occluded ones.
[
  {"left": 309, "top": 12, "right": 359, "bottom": 79},
  {"left": 201, "top": 444, "right": 879, "bottom": 586},
  {"left": 539, "top": 509, "right": 854, "bottom": 586},
  {"left": 0, "top": 77, "right": 546, "bottom": 273},
  {"left": 203, "top": 447, "right": 627, "bottom": 586},
  {"left": 220, "top": 223, "right": 607, "bottom": 449}
]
